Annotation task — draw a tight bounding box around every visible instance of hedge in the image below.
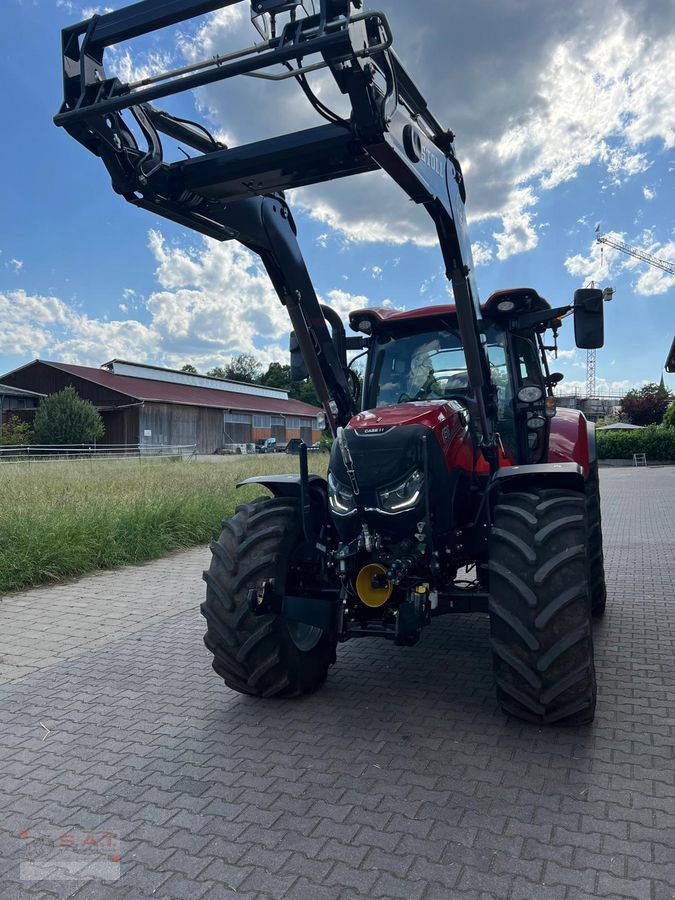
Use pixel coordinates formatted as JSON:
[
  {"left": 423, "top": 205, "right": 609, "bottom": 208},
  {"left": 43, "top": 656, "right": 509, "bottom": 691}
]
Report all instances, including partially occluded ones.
[{"left": 596, "top": 425, "right": 675, "bottom": 461}]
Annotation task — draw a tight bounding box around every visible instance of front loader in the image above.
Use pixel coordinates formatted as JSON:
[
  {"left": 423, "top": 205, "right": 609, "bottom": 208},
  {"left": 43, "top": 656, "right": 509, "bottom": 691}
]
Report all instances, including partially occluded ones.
[{"left": 55, "top": 0, "right": 607, "bottom": 724}]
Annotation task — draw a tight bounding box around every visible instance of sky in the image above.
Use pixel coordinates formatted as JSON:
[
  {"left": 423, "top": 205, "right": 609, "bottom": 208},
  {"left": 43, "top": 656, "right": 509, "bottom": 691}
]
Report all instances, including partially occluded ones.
[{"left": 1, "top": 0, "right": 674, "bottom": 398}]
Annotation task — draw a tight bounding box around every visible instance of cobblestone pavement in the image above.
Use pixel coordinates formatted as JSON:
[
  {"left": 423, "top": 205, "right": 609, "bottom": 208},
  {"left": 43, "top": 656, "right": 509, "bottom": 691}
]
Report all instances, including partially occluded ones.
[
  {"left": 0, "top": 549, "right": 209, "bottom": 683},
  {"left": 0, "top": 468, "right": 674, "bottom": 900}
]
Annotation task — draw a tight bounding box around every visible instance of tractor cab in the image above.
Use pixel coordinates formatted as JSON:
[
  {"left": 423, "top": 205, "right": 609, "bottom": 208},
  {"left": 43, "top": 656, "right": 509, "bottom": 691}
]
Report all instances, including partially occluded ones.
[{"left": 347, "top": 293, "right": 560, "bottom": 470}]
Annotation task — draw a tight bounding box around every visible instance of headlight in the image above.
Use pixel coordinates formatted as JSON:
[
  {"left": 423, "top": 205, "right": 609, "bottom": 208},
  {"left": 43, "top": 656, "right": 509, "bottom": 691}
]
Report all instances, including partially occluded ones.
[
  {"left": 378, "top": 469, "right": 424, "bottom": 513},
  {"left": 328, "top": 471, "right": 356, "bottom": 515}
]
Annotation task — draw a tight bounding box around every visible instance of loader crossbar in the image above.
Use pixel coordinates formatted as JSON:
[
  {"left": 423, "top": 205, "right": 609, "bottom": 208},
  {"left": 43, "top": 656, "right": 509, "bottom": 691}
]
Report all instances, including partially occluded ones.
[{"left": 57, "top": 4, "right": 392, "bottom": 126}]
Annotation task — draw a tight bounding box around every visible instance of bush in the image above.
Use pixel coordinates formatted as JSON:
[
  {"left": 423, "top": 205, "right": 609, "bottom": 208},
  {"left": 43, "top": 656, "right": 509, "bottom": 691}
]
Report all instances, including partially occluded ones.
[
  {"left": 33, "top": 386, "right": 104, "bottom": 445},
  {"left": 597, "top": 424, "right": 675, "bottom": 461},
  {"left": 663, "top": 403, "right": 675, "bottom": 429},
  {"left": 0, "top": 415, "right": 33, "bottom": 446}
]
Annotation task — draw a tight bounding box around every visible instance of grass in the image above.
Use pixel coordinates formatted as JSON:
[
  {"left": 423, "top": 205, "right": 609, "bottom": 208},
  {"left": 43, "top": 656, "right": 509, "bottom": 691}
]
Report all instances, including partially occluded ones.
[{"left": 0, "top": 455, "right": 328, "bottom": 595}]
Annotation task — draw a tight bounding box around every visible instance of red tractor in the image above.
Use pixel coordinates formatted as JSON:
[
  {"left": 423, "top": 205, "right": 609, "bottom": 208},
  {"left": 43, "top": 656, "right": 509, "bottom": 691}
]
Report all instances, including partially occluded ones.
[{"left": 55, "top": 0, "right": 606, "bottom": 724}]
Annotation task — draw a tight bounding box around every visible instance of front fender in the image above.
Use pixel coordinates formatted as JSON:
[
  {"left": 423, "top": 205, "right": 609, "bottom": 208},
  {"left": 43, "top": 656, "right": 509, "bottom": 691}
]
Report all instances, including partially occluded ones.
[
  {"left": 491, "top": 462, "right": 585, "bottom": 495},
  {"left": 237, "top": 475, "right": 330, "bottom": 541},
  {"left": 238, "top": 474, "right": 327, "bottom": 499},
  {"left": 547, "top": 407, "right": 591, "bottom": 477}
]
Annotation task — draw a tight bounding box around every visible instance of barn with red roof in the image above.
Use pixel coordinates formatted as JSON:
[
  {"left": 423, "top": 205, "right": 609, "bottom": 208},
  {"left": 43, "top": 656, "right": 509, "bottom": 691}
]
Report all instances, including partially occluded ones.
[{"left": 0, "top": 359, "right": 321, "bottom": 453}]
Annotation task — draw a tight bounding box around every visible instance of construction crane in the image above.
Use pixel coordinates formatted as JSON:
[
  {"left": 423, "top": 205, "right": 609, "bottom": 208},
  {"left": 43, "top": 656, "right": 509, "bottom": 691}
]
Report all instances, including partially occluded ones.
[
  {"left": 585, "top": 233, "right": 675, "bottom": 396},
  {"left": 596, "top": 234, "right": 675, "bottom": 276}
]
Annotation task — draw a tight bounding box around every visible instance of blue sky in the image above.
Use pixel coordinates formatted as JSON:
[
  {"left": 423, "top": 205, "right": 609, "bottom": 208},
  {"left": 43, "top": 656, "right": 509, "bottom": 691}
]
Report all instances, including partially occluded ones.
[{"left": 1, "top": 0, "right": 674, "bottom": 398}]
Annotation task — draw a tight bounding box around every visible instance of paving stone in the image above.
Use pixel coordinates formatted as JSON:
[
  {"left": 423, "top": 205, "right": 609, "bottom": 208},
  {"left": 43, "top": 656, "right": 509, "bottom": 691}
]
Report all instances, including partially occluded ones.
[{"left": 0, "top": 469, "right": 674, "bottom": 900}]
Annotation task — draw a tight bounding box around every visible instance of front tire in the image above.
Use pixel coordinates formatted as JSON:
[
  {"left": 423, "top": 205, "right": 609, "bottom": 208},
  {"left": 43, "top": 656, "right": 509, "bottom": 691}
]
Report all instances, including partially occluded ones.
[
  {"left": 201, "top": 497, "right": 336, "bottom": 697},
  {"left": 488, "top": 489, "right": 596, "bottom": 725}
]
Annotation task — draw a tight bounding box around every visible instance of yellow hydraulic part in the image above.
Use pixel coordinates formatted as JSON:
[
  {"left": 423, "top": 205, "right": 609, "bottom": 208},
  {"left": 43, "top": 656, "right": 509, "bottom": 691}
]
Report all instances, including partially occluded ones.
[{"left": 356, "top": 563, "right": 393, "bottom": 608}]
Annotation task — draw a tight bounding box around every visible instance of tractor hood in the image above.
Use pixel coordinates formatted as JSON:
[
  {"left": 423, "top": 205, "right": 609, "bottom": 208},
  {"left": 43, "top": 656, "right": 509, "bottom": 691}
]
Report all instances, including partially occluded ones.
[
  {"left": 349, "top": 401, "right": 464, "bottom": 435},
  {"left": 344, "top": 400, "right": 476, "bottom": 475}
]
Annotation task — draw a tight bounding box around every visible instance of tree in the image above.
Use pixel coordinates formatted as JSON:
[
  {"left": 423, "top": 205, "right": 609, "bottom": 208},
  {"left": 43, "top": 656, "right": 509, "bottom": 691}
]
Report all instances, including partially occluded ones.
[
  {"left": 225, "top": 353, "right": 263, "bottom": 384},
  {"left": 180, "top": 364, "right": 198, "bottom": 374},
  {"left": 0, "top": 415, "right": 33, "bottom": 446},
  {"left": 258, "top": 361, "right": 322, "bottom": 407},
  {"left": 620, "top": 382, "right": 673, "bottom": 427},
  {"left": 663, "top": 403, "right": 675, "bottom": 429},
  {"left": 206, "top": 366, "right": 227, "bottom": 379},
  {"left": 32, "top": 387, "right": 105, "bottom": 445},
  {"left": 289, "top": 380, "right": 321, "bottom": 408},
  {"left": 259, "top": 362, "right": 291, "bottom": 390}
]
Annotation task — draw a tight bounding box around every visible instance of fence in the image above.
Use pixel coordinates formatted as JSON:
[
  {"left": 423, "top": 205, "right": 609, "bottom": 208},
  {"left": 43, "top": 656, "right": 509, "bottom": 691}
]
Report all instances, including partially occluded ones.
[{"left": 0, "top": 443, "right": 196, "bottom": 464}]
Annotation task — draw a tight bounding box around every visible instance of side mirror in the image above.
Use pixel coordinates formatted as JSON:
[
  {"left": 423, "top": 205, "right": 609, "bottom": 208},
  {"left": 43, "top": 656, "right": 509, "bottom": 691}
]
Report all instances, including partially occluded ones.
[
  {"left": 546, "top": 372, "right": 564, "bottom": 387},
  {"left": 573, "top": 289, "right": 604, "bottom": 349},
  {"left": 289, "top": 332, "right": 309, "bottom": 382}
]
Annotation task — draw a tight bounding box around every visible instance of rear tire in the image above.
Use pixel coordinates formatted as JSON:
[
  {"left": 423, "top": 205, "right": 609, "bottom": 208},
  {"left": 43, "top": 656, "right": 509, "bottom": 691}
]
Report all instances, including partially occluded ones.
[
  {"left": 488, "top": 489, "right": 596, "bottom": 725},
  {"left": 201, "top": 497, "right": 336, "bottom": 697},
  {"left": 586, "top": 463, "right": 607, "bottom": 617}
]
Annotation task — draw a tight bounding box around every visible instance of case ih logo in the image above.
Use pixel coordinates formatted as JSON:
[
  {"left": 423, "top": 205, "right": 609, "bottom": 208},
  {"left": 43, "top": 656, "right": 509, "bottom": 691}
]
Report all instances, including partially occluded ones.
[{"left": 358, "top": 426, "right": 391, "bottom": 435}]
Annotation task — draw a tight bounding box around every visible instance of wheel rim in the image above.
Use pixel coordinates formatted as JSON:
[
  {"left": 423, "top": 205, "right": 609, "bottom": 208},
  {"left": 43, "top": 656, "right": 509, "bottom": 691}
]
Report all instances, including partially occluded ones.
[{"left": 286, "top": 621, "right": 323, "bottom": 652}]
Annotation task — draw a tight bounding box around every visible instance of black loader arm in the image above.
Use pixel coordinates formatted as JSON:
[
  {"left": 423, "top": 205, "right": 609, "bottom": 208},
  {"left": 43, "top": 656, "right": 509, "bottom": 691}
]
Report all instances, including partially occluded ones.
[{"left": 54, "top": 0, "right": 494, "bottom": 450}]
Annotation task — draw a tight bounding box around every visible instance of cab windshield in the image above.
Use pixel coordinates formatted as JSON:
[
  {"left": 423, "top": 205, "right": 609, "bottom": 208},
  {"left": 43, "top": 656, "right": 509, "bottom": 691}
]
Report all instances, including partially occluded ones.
[
  {"left": 364, "top": 325, "right": 509, "bottom": 410},
  {"left": 365, "top": 328, "right": 467, "bottom": 407}
]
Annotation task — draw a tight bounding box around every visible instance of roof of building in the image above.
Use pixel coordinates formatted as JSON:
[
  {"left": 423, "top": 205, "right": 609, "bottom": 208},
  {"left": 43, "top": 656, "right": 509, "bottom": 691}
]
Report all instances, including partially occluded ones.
[
  {"left": 2, "top": 361, "right": 321, "bottom": 419},
  {"left": 0, "top": 383, "right": 45, "bottom": 399},
  {"left": 101, "top": 359, "right": 288, "bottom": 399}
]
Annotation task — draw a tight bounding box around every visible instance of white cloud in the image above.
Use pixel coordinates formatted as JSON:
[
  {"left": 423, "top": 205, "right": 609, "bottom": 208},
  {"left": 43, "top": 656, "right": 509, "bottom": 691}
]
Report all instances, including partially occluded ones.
[
  {"left": 642, "top": 186, "right": 655, "bottom": 200},
  {"left": 106, "top": 46, "right": 175, "bottom": 86},
  {"left": 555, "top": 349, "right": 580, "bottom": 362},
  {"left": 0, "top": 290, "right": 72, "bottom": 357},
  {"left": 8, "top": 259, "right": 23, "bottom": 273},
  {"left": 471, "top": 242, "right": 493, "bottom": 266},
  {"left": 171, "top": 2, "right": 675, "bottom": 254},
  {"left": 565, "top": 231, "right": 675, "bottom": 295},
  {"left": 492, "top": 189, "right": 539, "bottom": 261},
  {"left": 81, "top": 6, "right": 114, "bottom": 18},
  {"left": 322, "top": 289, "right": 370, "bottom": 322},
  {"left": 292, "top": 176, "right": 437, "bottom": 248},
  {"left": 0, "top": 231, "right": 375, "bottom": 373}
]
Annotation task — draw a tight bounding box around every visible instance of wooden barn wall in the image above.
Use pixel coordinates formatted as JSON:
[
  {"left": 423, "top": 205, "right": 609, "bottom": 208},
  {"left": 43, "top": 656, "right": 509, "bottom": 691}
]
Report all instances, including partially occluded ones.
[
  {"left": 223, "top": 421, "right": 252, "bottom": 443},
  {"left": 197, "top": 408, "right": 225, "bottom": 453},
  {"left": 1, "top": 363, "right": 135, "bottom": 408},
  {"left": 140, "top": 404, "right": 223, "bottom": 453},
  {"left": 101, "top": 408, "right": 139, "bottom": 445},
  {"left": 0, "top": 409, "right": 36, "bottom": 427}
]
